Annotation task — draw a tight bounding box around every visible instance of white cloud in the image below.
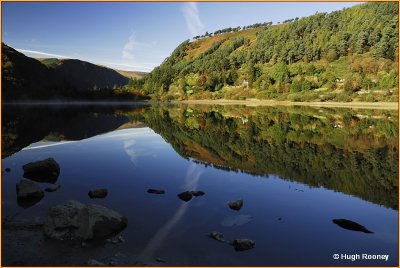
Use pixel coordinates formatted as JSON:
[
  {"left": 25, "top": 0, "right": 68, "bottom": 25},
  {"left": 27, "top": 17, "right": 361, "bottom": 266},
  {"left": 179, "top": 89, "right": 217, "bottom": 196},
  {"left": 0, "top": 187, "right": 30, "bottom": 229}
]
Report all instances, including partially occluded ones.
[
  {"left": 122, "top": 33, "right": 136, "bottom": 59},
  {"left": 181, "top": 2, "right": 204, "bottom": 36},
  {"left": 15, "top": 48, "right": 72, "bottom": 59}
]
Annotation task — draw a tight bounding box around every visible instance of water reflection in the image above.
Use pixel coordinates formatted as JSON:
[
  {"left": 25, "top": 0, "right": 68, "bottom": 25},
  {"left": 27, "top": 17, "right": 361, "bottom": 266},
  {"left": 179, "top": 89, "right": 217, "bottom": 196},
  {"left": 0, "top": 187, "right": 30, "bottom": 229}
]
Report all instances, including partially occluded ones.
[
  {"left": 3, "top": 104, "right": 398, "bottom": 209},
  {"left": 142, "top": 105, "right": 398, "bottom": 209},
  {"left": 2, "top": 104, "right": 147, "bottom": 158},
  {"left": 140, "top": 163, "right": 204, "bottom": 261},
  {"left": 1, "top": 103, "right": 398, "bottom": 266}
]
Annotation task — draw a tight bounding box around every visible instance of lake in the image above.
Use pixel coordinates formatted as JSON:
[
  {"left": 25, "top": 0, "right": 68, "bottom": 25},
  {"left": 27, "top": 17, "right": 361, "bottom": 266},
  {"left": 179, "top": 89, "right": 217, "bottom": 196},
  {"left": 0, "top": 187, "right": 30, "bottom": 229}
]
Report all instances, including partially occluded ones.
[{"left": 2, "top": 103, "right": 398, "bottom": 266}]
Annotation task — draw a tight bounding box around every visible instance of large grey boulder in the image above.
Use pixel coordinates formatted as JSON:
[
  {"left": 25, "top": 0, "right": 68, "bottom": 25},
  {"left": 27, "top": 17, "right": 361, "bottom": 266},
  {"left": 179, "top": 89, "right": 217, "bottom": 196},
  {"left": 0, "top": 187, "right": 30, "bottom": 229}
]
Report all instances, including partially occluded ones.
[
  {"left": 44, "top": 200, "right": 127, "bottom": 241},
  {"left": 23, "top": 157, "right": 60, "bottom": 183}
]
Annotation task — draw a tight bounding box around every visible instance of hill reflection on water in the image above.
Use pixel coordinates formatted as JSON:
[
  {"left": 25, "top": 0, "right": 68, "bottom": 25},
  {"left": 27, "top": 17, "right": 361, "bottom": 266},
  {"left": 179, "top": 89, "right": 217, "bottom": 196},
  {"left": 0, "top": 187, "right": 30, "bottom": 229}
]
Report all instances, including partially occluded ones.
[{"left": 2, "top": 103, "right": 398, "bottom": 209}]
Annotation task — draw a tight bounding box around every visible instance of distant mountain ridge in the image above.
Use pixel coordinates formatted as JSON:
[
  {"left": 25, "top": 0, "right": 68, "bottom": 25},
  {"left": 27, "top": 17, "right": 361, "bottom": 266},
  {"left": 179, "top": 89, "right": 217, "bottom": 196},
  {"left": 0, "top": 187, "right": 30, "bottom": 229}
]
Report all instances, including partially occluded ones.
[
  {"left": 2, "top": 44, "right": 131, "bottom": 100},
  {"left": 36, "top": 58, "right": 147, "bottom": 80},
  {"left": 115, "top": 70, "right": 147, "bottom": 80}
]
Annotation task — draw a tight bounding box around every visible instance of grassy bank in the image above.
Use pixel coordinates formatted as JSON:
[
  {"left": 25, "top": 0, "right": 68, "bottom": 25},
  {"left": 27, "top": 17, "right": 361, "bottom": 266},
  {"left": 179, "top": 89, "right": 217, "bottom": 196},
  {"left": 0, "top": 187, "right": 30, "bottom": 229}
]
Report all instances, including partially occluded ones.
[{"left": 174, "top": 99, "right": 398, "bottom": 110}]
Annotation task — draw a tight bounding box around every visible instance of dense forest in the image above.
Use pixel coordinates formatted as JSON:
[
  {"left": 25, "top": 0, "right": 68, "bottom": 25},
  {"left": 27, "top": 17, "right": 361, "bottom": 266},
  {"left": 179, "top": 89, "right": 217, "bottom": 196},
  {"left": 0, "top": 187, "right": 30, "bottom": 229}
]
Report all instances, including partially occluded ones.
[
  {"left": 130, "top": 2, "right": 398, "bottom": 102},
  {"left": 141, "top": 105, "right": 398, "bottom": 209},
  {"left": 2, "top": 44, "right": 148, "bottom": 101}
]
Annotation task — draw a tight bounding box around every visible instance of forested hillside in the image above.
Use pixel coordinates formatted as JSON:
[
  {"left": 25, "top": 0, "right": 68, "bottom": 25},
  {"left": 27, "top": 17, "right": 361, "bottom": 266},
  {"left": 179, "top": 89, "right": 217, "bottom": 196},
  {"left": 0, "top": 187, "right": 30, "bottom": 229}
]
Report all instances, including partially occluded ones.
[{"left": 133, "top": 2, "right": 398, "bottom": 102}]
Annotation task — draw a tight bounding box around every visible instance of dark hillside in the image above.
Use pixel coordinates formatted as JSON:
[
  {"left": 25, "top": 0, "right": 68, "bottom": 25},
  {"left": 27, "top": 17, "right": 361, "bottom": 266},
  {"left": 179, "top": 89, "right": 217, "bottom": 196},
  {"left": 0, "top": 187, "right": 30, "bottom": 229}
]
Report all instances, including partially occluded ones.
[
  {"left": 2, "top": 43, "right": 130, "bottom": 100},
  {"left": 2, "top": 44, "right": 54, "bottom": 99},
  {"left": 51, "top": 59, "right": 129, "bottom": 92}
]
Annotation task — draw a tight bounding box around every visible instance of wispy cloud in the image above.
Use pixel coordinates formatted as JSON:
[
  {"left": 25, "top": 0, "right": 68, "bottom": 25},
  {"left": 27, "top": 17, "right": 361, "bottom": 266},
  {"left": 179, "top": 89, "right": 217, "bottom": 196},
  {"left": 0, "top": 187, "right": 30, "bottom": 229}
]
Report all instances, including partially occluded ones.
[
  {"left": 181, "top": 2, "right": 204, "bottom": 36},
  {"left": 22, "top": 141, "right": 77, "bottom": 150},
  {"left": 15, "top": 48, "right": 73, "bottom": 59},
  {"left": 122, "top": 33, "right": 136, "bottom": 59}
]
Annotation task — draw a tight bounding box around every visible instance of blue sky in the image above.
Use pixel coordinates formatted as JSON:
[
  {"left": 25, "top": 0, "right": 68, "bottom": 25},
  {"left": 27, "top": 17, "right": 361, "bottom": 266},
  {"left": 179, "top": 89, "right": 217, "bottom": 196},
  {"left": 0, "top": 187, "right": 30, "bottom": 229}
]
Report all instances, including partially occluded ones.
[{"left": 2, "top": 2, "right": 361, "bottom": 72}]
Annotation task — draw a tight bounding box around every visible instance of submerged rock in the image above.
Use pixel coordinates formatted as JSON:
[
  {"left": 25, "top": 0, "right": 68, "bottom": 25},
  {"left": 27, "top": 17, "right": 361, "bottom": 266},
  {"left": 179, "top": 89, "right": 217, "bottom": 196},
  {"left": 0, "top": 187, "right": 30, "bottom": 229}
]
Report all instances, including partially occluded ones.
[
  {"left": 209, "top": 231, "right": 225, "bottom": 242},
  {"left": 228, "top": 199, "right": 243, "bottom": 211},
  {"left": 88, "top": 189, "right": 108, "bottom": 198},
  {"left": 147, "top": 189, "right": 165, "bottom": 194},
  {"left": 177, "top": 191, "right": 192, "bottom": 202},
  {"left": 220, "top": 214, "right": 253, "bottom": 227},
  {"left": 5, "top": 168, "right": 11, "bottom": 172},
  {"left": 45, "top": 184, "right": 61, "bottom": 192},
  {"left": 17, "top": 197, "right": 44, "bottom": 208},
  {"left": 44, "top": 200, "right": 127, "bottom": 241},
  {"left": 190, "top": 190, "right": 205, "bottom": 197},
  {"left": 16, "top": 179, "right": 44, "bottom": 199},
  {"left": 23, "top": 158, "right": 60, "bottom": 183},
  {"left": 232, "top": 239, "right": 255, "bottom": 251},
  {"left": 16, "top": 179, "right": 44, "bottom": 208},
  {"left": 332, "top": 219, "right": 374, "bottom": 234}
]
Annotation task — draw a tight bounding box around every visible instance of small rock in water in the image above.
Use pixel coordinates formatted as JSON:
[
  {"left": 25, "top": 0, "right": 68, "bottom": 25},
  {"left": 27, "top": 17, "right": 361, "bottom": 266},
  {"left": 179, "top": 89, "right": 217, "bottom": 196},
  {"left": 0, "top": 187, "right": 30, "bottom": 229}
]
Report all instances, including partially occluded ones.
[
  {"left": 45, "top": 184, "right": 61, "bottom": 192},
  {"left": 88, "top": 188, "right": 108, "bottom": 198},
  {"left": 190, "top": 190, "right": 205, "bottom": 197},
  {"left": 16, "top": 179, "right": 44, "bottom": 199},
  {"left": 228, "top": 199, "right": 243, "bottom": 211},
  {"left": 278, "top": 217, "right": 282, "bottom": 221},
  {"left": 87, "top": 259, "right": 106, "bottom": 266},
  {"left": 209, "top": 231, "right": 225, "bottom": 242},
  {"left": 23, "top": 157, "right": 60, "bottom": 183},
  {"left": 332, "top": 219, "right": 374, "bottom": 234},
  {"left": 5, "top": 168, "right": 11, "bottom": 172},
  {"left": 147, "top": 189, "right": 165, "bottom": 194},
  {"left": 177, "top": 191, "right": 192, "bottom": 202},
  {"left": 232, "top": 239, "right": 255, "bottom": 251}
]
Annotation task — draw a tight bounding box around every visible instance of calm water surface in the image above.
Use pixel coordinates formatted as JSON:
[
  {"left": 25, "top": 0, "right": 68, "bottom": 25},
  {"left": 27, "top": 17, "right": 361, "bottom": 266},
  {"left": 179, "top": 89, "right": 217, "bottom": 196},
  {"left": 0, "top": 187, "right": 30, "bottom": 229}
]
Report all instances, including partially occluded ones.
[{"left": 2, "top": 104, "right": 398, "bottom": 266}]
